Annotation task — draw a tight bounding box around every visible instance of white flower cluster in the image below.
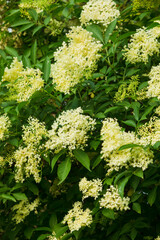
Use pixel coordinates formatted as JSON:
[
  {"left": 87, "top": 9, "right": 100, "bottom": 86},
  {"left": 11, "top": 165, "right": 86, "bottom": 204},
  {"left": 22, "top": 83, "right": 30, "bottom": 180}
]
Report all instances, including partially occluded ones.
[
  {"left": 50, "top": 26, "right": 102, "bottom": 94},
  {"left": 2, "top": 57, "right": 44, "bottom": 102},
  {"left": 13, "top": 145, "right": 41, "bottom": 183},
  {"left": 46, "top": 107, "right": 96, "bottom": 154},
  {"left": 0, "top": 114, "right": 11, "bottom": 140},
  {"left": 48, "top": 231, "right": 73, "bottom": 240},
  {"left": 99, "top": 185, "right": 130, "bottom": 211},
  {"left": 138, "top": 116, "right": 160, "bottom": 146},
  {"left": 62, "top": 201, "right": 92, "bottom": 232},
  {"left": 147, "top": 64, "right": 160, "bottom": 99},
  {"left": 155, "top": 237, "right": 160, "bottom": 240},
  {"left": 12, "top": 198, "right": 39, "bottom": 224},
  {"left": 22, "top": 117, "right": 47, "bottom": 146},
  {"left": 80, "top": 0, "right": 120, "bottom": 27},
  {"left": 101, "top": 118, "right": 154, "bottom": 174},
  {"left": 79, "top": 177, "right": 102, "bottom": 200},
  {"left": 123, "top": 26, "right": 160, "bottom": 64}
]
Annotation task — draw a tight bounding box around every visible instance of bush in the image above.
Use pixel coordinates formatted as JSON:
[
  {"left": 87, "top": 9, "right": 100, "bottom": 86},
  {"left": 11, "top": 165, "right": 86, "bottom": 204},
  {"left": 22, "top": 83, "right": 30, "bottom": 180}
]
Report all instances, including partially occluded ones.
[{"left": 1, "top": 0, "right": 160, "bottom": 239}]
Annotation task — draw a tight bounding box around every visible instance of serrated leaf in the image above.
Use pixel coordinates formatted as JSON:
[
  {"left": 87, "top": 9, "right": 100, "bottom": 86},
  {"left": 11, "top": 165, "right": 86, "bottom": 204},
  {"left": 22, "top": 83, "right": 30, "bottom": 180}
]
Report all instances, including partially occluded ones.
[
  {"left": 23, "top": 56, "right": 31, "bottom": 68},
  {"left": 104, "top": 106, "right": 119, "bottom": 114},
  {"left": 118, "top": 176, "right": 131, "bottom": 198},
  {"left": 11, "top": 19, "right": 31, "bottom": 27},
  {"left": 37, "top": 234, "right": 50, "bottom": 240},
  {"left": 133, "top": 169, "right": 143, "bottom": 178},
  {"left": 19, "top": 23, "right": 35, "bottom": 32},
  {"left": 49, "top": 214, "right": 57, "bottom": 230},
  {"left": 73, "top": 149, "right": 91, "bottom": 171},
  {"left": 86, "top": 24, "right": 104, "bottom": 43},
  {"left": 31, "top": 40, "right": 37, "bottom": 64},
  {"left": 28, "top": 9, "right": 38, "bottom": 21},
  {"left": 140, "top": 106, "right": 154, "bottom": 121},
  {"left": 92, "top": 155, "right": 102, "bottom": 169},
  {"left": 57, "top": 157, "right": 71, "bottom": 184},
  {"left": 122, "top": 120, "right": 136, "bottom": 128},
  {"left": 12, "top": 193, "right": 28, "bottom": 201},
  {"left": 8, "top": 138, "right": 19, "bottom": 147},
  {"left": 51, "top": 149, "right": 66, "bottom": 171},
  {"left": 119, "top": 144, "right": 140, "bottom": 151},
  {"left": 0, "top": 194, "right": 16, "bottom": 202},
  {"left": 104, "top": 19, "right": 117, "bottom": 44},
  {"left": 132, "top": 202, "right": 141, "bottom": 214},
  {"left": 32, "top": 25, "right": 43, "bottom": 36},
  {"left": 43, "top": 56, "right": 51, "bottom": 82},
  {"left": 102, "top": 209, "right": 115, "bottom": 219},
  {"left": 148, "top": 186, "right": 157, "bottom": 206},
  {"left": 44, "top": 16, "right": 51, "bottom": 25},
  {"left": 5, "top": 46, "right": 19, "bottom": 57}
]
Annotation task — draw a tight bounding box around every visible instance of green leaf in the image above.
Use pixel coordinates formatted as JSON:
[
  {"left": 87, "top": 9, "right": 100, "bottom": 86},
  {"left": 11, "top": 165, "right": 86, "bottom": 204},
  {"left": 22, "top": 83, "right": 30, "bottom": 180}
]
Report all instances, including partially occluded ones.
[
  {"left": 0, "top": 194, "right": 16, "bottom": 202},
  {"left": 118, "top": 176, "right": 131, "bottom": 198},
  {"left": 133, "top": 169, "right": 143, "bottom": 179},
  {"left": 126, "top": 69, "right": 140, "bottom": 77},
  {"left": 132, "top": 202, "right": 141, "bottom": 214},
  {"left": 102, "top": 209, "right": 115, "bottom": 219},
  {"left": 12, "top": 193, "right": 28, "bottom": 201},
  {"left": 11, "top": 19, "right": 31, "bottom": 27},
  {"left": 90, "top": 141, "right": 100, "bottom": 150},
  {"left": 24, "top": 227, "right": 34, "bottom": 239},
  {"left": 23, "top": 56, "right": 31, "bottom": 68},
  {"left": 44, "top": 16, "right": 51, "bottom": 25},
  {"left": 8, "top": 138, "right": 19, "bottom": 147},
  {"left": 5, "top": 46, "right": 19, "bottom": 57},
  {"left": 122, "top": 120, "right": 136, "bottom": 128},
  {"left": 153, "top": 141, "right": 160, "bottom": 150},
  {"left": 140, "top": 106, "right": 154, "bottom": 121},
  {"left": 37, "top": 234, "right": 50, "bottom": 240},
  {"left": 19, "top": 23, "right": 35, "bottom": 32},
  {"left": 86, "top": 24, "right": 104, "bottom": 43},
  {"left": 131, "top": 102, "right": 140, "bottom": 121},
  {"left": 57, "top": 157, "right": 71, "bottom": 184},
  {"left": 104, "top": 19, "right": 117, "bottom": 44},
  {"left": 43, "top": 56, "right": 51, "bottom": 82},
  {"left": 28, "top": 182, "right": 39, "bottom": 195},
  {"left": 54, "top": 224, "right": 68, "bottom": 238},
  {"left": 117, "top": 31, "right": 135, "bottom": 41},
  {"left": 118, "top": 144, "right": 140, "bottom": 151},
  {"left": 130, "top": 228, "right": 138, "bottom": 240},
  {"left": 31, "top": 40, "right": 37, "bottom": 64},
  {"left": 51, "top": 149, "right": 66, "bottom": 171},
  {"left": 92, "top": 155, "right": 102, "bottom": 169},
  {"left": 49, "top": 214, "right": 57, "bottom": 230},
  {"left": 73, "top": 149, "right": 91, "bottom": 171},
  {"left": 32, "top": 25, "right": 43, "bottom": 36},
  {"left": 95, "top": 112, "right": 105, "bottom": 118},
  {"left": 28, "top": 9, "right": 38, "bottom": 21},
  {"left": 148, "top": 186, "right": 157, "bottom": 206},
  {"left": 104, "top": 106, "right": 119, "bottom": 114},
  {"left": 114, "top": 170, "right": 132, "bottom": 185}
]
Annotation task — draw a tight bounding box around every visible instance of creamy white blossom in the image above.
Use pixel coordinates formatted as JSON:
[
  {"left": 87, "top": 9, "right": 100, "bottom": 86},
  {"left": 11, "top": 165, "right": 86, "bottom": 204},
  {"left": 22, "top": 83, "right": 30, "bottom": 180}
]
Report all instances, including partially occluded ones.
[
  {"left": 46, "top": 107, "right": 96, "bottom": 154},
  {"left": 79, "top": 177, "right": 102, "bottom": 200},
  {"left": 80, "top": 0, "right": 120, "bottom": 27},
  {"left": 63, "top": 201, "right": 92, "bottom": 232},
  {"left": 99, "top": 185, "right": 130, "bottom": 211},
  {"left": 50, "top": 26, "right": 102, "bottom": 94},
  {"left": 0, "top": 114, "right": 11, "bottom": 140}
]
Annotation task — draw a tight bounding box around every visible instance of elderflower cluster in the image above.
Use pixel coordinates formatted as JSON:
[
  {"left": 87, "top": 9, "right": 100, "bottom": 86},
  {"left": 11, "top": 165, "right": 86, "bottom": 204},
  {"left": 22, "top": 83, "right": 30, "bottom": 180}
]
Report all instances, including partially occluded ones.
[
  {"left": 79, "top": 177, "right": 102, "bottom": 200},
  {"left": 2, "top": 58, "right": 44, "bottom": 102},
  {"left": 101, "top": 118, "right": 153, "bottom": 174},
  {"left": 123, "top": 27, "right": 160, "bottom": 64},
  {"left": 13, "top": 145, "right": 41, "bottom": 183},
  {"left": 12, "top": 198, "right": 39, "bottom": 224},
  {"left": 0, "top": 156, "right": 5, "bottom": 167},
  {"left": 147, "top": 64, "right": 160, "bottom": 99},
  {"left": 50, "top": 26, "right": 102, "bottom": 94},
  {"left": 45, "top": 107, "right": 96, "bottom": 154},
  {"left": 48, "top": 231, "right": 73, "bottom": 240},
  {"left": 99, "top": 185, "right": 130, "bottom": 211},
  {"left": 132, "top": 0, "right": 160, "bottom": 10},
  {"left": 62, "top": 202, "right": 92, "bottom": 232},
  {"left": 114, "top": 75, "right": 139, "bottom": 102},
  {"left": 155, "top": 237, "right": 160, "bottom": 240},
  {"left": 19, "top": 0, "right": 55, "bottom": 13},
  {"left": 80, "top": 0, "right": 120, "bottom": 27},
  {"left": 0, "top": 114, "right": 11, "bottom": 140},
  {"left": 138, "top": 117, "right": 160, "bottom": 146},
  {"left": 22, "top": 117, "right": 47, "bottom": 146},
  {"left": 155, "top": 106, "right": 160, "bottom": 116}
]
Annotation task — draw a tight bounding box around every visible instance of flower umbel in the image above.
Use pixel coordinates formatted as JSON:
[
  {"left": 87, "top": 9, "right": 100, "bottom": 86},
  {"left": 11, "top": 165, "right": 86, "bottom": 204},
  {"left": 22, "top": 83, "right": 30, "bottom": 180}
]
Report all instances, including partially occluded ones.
[
  {"left": 99, "top": 185, "right": 130, "bottom": 211},
  {"left": 79, "top": 177, "right": 102, "bottom": 200},
  {"left": 46, "top": 107, "right": 96, "bottom": 154},
  {"left": 62, "top": 201, "right": 92, "bottom": 232}
]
